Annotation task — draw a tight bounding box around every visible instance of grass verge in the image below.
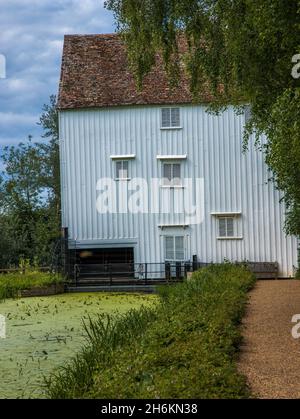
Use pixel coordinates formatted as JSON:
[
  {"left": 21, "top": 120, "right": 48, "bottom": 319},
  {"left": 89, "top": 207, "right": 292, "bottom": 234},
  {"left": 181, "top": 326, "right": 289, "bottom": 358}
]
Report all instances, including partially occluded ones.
[
  {"left": 45, "top": 263, "right": 256, "bottom": 399},
  {"left": 0, "top": 271, "right": 64, "bottom": 302}
]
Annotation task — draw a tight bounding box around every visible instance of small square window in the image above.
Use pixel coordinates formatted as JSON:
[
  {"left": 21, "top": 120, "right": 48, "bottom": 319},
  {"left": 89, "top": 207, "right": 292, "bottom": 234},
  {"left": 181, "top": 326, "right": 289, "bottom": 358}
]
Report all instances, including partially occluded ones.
[
  {"left": 219, "top": 217, "right": 235, "bottom": 238},
  {"left": 116, "top": 160, "right": 129, "bottom": 180},
  {"left": 163, "top": 163, "right": 182, "bottom": 186},
  {"left": 161, "top": 108, "right": 181, "bottom": 128}
]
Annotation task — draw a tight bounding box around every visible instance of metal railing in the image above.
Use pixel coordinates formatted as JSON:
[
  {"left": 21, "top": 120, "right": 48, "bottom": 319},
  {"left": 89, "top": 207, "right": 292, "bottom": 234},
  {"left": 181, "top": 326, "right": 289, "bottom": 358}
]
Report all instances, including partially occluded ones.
[
  {"left": 69, "top": 259, "right": 281, "bottom": 286},
  {"left": 73, "top": 261, "right": 194, "bottom": 285}
]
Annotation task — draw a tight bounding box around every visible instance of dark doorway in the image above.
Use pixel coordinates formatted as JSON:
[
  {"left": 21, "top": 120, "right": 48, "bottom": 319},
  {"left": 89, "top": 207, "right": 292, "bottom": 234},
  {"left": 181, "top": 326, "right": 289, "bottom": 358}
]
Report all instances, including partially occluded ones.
[{"left": 77, "top": 248, "right": 134, "bottom": 265}]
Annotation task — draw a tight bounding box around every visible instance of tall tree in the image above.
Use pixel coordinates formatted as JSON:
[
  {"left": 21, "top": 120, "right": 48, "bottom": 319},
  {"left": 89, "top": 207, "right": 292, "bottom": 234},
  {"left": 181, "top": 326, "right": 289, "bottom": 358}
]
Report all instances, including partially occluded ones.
[
  {"left": 106, "top": 0, "right": 300, "bottom": 237},
  {"left": 0, "top": 137, "right": 47, "bottom": 262},
  {"left": 37, "top": 94, "right": 60, "bottom": 225},
  {"left": 0, "top": 96, "right": 60, "bottom": 267}
]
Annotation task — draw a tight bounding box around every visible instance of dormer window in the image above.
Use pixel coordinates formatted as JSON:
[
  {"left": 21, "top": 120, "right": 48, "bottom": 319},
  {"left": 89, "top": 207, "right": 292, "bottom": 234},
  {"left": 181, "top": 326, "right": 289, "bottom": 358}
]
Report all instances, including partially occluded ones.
[{"left": 161, "top": 108, "right": 181, "bottom": 129}]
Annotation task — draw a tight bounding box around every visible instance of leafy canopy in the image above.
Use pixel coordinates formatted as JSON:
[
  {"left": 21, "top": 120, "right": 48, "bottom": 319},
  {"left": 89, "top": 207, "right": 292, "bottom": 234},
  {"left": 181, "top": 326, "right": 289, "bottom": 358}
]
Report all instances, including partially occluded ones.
[
  {"left": 106, "top": 0, "right": 300, "bottom": 238},
  {"left": 0, "top": 96, "right": 60, "bottom": 267}
]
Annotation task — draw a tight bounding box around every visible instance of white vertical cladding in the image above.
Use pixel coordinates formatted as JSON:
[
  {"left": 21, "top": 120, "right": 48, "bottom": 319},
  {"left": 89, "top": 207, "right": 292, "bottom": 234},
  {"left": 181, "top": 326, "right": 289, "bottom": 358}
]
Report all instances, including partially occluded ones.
[
  {"left": 59, "top": 112, "right": 67, "bottom": 229},
  {"left": 60, "top": 105, "right": 298, "bottom": 277}
]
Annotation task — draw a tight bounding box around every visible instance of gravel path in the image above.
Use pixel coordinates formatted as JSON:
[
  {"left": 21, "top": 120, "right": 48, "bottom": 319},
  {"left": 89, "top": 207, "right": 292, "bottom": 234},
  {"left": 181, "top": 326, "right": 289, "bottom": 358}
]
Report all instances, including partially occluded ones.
[{"left": 239, "top": 280, "right": 300, "bottom": 399}]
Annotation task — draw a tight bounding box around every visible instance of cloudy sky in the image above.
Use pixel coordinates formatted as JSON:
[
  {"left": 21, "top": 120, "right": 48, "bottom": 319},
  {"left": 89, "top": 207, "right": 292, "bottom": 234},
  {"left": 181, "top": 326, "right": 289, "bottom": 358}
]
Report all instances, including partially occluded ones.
[{"left": 0, "top": 0, "right": 114, "bottom": 154}]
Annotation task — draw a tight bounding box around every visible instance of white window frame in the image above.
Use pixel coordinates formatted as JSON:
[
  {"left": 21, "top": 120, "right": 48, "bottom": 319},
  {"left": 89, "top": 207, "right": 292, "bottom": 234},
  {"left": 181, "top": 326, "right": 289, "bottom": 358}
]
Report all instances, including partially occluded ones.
[
  {"left": 115, "top": 160, "right": 130, "bottom": 181},
  {"left": 162, "top": 162, "right": 182, "bottom": 187},
  {"left": 164, "top": 235, "right": 185, "bottom": 261},
  {"left": 211, "top": 212, "right": 243, "bottom": 240},
  {"left": 218, "top": 217, "right": 235, "bottom": 238},
  {"left": 161, "top": 107, "right": 181, "bottom": 129}
]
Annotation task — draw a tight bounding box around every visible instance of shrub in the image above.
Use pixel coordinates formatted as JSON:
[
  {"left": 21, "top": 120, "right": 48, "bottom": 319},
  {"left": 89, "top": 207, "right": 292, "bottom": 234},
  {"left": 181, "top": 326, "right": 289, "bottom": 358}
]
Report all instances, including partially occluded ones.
[
  {"left": 0, "top": 270, "right": 63, "bottom": 302},
  {"left": 46, "top": 264, "right": 255, "bottom": 399}
]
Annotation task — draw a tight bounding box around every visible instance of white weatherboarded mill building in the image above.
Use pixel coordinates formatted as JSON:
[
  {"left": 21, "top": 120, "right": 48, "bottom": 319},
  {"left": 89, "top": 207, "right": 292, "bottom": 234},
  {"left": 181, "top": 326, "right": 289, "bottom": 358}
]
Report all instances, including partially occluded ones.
[{"left": 58, "top": 34, "right": 298, "bottom": 278}]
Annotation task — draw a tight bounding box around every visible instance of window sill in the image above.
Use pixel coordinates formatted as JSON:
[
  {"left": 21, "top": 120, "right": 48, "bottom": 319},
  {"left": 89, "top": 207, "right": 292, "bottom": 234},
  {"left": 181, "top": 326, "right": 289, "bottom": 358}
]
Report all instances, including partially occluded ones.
[
  {"left": 159, "top": 224, "right": 189, "bottom": 229},
  {"left": 157, "top": 155, "right": 187, "bottom": 160},
  {"left": 217, "top": 237, "right": 244, "bottom": 241},
  {"left": 160, "top": 185, "right": 185, "bottom": 189},
  {"left": 211, "top": 212, "right": 242, "bottom": 217},
  {"left": 110, "top": 154, "right": 136, "bottom": 160},
  {"left": 160, "top": 127, "right": 183, "bottom": 131}
]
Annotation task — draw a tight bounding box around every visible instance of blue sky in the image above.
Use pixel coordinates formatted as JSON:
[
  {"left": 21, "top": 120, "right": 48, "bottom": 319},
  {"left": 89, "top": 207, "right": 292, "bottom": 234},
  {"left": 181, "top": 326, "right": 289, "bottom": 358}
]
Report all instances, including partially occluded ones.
[{"left": 0, "top": 0, "right": 114, "bottom": 161}]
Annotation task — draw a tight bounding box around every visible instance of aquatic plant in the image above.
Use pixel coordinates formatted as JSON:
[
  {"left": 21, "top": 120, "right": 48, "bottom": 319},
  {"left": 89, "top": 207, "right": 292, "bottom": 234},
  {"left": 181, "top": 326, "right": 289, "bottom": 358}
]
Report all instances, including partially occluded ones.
[
  {"left": 45, "top": 306, "right": 157, "bottom": 398},
  {"left": 45, "top": 264, "right": 256, "bottom": 399},
  {"left": 0, "top": 292, "right": 154, "bottom": 398}
]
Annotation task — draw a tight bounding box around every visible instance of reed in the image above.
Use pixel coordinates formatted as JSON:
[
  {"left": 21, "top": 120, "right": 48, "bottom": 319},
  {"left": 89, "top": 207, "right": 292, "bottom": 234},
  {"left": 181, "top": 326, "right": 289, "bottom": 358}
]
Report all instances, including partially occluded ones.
[
  {"left": 45, "top": 306, "right": 157, "bottom": 399},
  {"left": 45, "top": 264, "right": 256, "bottom": 399}
]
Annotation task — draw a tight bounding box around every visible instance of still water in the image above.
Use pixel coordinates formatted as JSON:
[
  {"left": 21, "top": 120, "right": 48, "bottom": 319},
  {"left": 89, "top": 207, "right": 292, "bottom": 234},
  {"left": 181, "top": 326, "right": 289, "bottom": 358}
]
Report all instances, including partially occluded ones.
[{"left": 0, "top": 292, "right": 156, "bottom": 399}]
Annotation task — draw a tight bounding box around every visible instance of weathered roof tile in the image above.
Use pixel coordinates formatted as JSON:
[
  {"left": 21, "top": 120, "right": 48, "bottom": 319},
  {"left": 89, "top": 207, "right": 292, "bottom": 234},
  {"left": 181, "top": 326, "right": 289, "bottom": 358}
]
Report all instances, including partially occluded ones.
[{"left": 58, "top": 34, "right": 212, "bottom": 110}]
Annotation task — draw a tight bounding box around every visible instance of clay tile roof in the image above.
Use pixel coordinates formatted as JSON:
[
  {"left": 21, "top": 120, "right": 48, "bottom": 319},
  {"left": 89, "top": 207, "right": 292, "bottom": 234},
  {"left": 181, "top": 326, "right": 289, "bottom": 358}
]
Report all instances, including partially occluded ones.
[{"left": 58, "top": 34, "right": 212, "bottom": 110}]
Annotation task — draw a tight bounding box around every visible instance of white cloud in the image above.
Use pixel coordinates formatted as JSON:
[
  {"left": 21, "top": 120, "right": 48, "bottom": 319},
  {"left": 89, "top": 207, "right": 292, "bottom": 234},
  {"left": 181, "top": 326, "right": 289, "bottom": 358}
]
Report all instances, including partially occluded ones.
[
  {"left": 0, "top": 0, "right": 114, "bottom": 148},
  {"left": 0, "top": 112, "right": 38, "bottom": 125}
]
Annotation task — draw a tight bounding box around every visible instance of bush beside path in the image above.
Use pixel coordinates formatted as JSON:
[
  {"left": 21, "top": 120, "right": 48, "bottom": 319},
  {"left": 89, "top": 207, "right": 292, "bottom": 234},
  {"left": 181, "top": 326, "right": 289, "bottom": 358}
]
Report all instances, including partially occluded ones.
[{"left": 46, "top": 264, "right": 256, "bottom": 399}]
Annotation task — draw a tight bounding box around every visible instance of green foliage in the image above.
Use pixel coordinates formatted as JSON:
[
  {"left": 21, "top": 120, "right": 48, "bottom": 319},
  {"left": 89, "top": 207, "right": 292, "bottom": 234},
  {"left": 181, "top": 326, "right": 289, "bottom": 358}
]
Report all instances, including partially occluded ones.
[
  {"left": 106, "top": 0, "right": 300, "bottom": 243},
  {"left": 45, "top": 307, "right": 157, "bottom": 398},
  {"left": 46, "top": 264, "right": 255, "bottom": 399},
  {"left": 106, "top": 0, "right": 300, "bottom": 101},
  {"left": 0, "top": 137, "right": 46, "bottom": 212},
  {"left": 0, "top": 96, "right": 60, "bottom": 268},
  {"left": 37, "top": 94, "right": 61, "bottom": 220},
  {"left": 264, "top": 89, "right": 300, "bottom": 235},
  {"left": 19, "top": 257, "right": 31, "bottom": 272},
  {"left": 0, "top": 270, "right": 63, "bottom": 302}
]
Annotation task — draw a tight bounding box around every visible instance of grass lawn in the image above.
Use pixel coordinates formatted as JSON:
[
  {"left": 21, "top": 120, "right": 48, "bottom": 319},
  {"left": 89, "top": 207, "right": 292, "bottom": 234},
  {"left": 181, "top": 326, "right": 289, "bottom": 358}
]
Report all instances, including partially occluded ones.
[{"left": 46, "top": 263, "right": 256, "bottom": 399}]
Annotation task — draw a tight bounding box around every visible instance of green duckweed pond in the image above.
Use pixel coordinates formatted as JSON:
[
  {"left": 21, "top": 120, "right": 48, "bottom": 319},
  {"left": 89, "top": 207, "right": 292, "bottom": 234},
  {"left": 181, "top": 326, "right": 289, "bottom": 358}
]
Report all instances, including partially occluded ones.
[{"left": 0, "top": 292, "right": 157, "bottom": 399}]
